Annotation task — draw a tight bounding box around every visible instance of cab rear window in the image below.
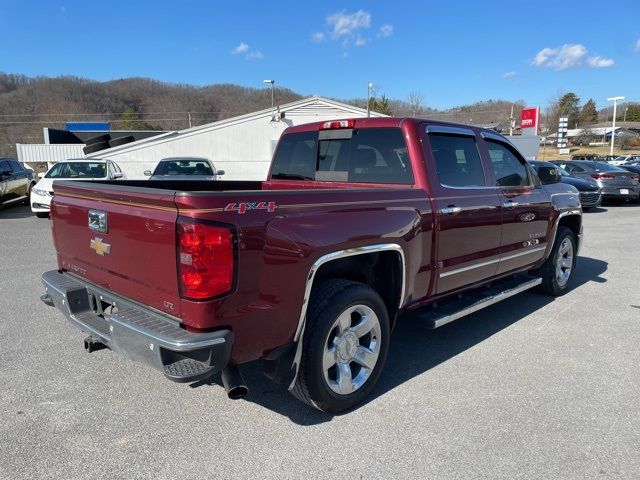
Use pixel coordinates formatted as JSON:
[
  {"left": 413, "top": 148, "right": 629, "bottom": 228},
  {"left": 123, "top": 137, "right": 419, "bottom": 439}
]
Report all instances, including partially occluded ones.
[{"left": 271, "top": 128, "right": 414, "bottom": 184}]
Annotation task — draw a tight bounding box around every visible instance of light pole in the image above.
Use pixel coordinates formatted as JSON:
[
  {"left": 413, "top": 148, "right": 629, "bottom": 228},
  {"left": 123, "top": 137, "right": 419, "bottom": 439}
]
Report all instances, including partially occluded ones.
[
  {"left": 366, "top": 82, "right": 373, "bottom": 117},
  {"left": 607, "top": 96, "right": 625, "bottom": 156},
  {"left": 263, "top": 79, "right": 275, "bottom": 119},
  {"left": 624, "top": 106, "right": 629, "bottom": 122}
]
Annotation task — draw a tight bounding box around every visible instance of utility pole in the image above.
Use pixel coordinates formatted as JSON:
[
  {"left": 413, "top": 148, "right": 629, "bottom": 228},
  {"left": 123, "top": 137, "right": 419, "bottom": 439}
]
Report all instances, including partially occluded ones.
[
  {"left": 624, "top": 107, "right": 629, "bottom": 122},
  {"left": 508, "top": 104, "right": 515, "bottom": 136},
  {"left": 366, "top": 82, "right": 373, "bottom": 117},
  {"left": 607, "top": 96, "right": 625, "bottom": 156},
  {"left": 187, "top": 111, "right": 192, "bottom": 128},
  {"left": 263, "top": 79, "right": 275, "bottom": 119}
]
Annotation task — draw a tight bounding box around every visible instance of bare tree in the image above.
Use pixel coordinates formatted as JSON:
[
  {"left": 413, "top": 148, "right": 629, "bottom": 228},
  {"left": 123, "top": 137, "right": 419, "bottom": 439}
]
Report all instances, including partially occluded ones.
[{"left": 406, "top": 91, "right": 425, "bottom": 116}]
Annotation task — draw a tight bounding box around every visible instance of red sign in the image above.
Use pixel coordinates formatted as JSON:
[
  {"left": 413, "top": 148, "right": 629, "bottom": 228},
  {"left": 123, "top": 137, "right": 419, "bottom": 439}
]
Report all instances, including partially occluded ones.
[{"left": 520, "top": 107, "right": 539, "bottom": 133}]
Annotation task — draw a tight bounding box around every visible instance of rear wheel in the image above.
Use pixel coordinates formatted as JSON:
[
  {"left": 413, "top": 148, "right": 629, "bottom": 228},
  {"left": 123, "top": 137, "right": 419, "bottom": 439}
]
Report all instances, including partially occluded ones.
[
  {"left": 291, "top": 279, "right": 390, "bottom": 413},
  {"left": 23, "top": 182, "right": 34, "bottom": 205},
  {"left": 536, "top": 226, "right": 576, "bottom": 296}
]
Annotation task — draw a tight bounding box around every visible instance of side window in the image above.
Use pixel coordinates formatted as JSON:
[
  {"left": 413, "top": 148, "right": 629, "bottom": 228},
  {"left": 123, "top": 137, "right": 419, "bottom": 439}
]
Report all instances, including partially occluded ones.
[
  {"left": 270, "top": 132, "right": 317, "bottom": 180},
  {"left": 9, "top": 161, "right": 23, "bottom": 172},
  {"left": 428, "top": 134, "right": 487, "bottom": 187},
  {"left": 486, "top": 140, "right": 530, "bottom": 187},
  {"left": 0, "top": 160, "right": 10, "bottom": 174},
  {"left": 569, "top": 164, "right": 585, "bottom": 173}
]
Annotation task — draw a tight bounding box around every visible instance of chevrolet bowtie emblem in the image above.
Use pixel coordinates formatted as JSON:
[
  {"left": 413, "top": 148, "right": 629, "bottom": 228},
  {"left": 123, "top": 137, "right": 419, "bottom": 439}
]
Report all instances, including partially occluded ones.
[{"left": 90, "top": 237, "right": 111, "bottom": 256}]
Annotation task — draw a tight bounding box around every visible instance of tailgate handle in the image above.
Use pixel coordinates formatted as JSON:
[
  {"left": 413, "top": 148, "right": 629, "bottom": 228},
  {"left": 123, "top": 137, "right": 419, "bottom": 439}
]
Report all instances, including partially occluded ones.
[{"left": 88, "top": 210, "right": 108, "bottom": 233}]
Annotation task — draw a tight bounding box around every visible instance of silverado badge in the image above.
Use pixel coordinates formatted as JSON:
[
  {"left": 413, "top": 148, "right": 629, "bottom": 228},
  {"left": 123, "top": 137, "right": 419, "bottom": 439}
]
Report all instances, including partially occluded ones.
[{"left": 90, "top": 237, "right": 111, "bottom": 256}]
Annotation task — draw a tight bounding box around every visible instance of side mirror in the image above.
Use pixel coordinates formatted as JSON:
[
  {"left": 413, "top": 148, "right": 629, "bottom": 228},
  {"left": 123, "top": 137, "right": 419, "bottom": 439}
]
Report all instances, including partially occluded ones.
[
  {"left": 113, "top": 172, "right": 124, "bottom": 179},
  {"left": 38, "top": 172, "right": 46, "bottom": 179},
  {"left": 538, "top": 166, "right": 561, "bottom": 185},
  {"left": 143, "top": 170, "right": 152, "bottom": 176},
  {"left": 216, "top": 169, "right": 225, "bottom": 176}
]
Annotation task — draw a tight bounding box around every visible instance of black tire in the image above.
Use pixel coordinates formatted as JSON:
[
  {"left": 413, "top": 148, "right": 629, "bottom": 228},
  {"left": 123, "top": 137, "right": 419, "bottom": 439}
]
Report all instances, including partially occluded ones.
[
  {"left": 291, "top": 279, "right": 390, "bottom": 413},
  {"left": 83, "top": 141, "right": 110, "bottom": 154},
  {"left": 84, "top": 134, "right": 111, "bottom": 145},
  {"left": 23, "top": 182, "right": 34, "bottom": 205},
  {"left": 109, "top": 135, "right": 135, "bottom": 148},
  {"left": 35, "top": 212, "right": 49, "bottom": 218},
  {"left": 535, "top": 226, "right": 576, "bottom": 296}
]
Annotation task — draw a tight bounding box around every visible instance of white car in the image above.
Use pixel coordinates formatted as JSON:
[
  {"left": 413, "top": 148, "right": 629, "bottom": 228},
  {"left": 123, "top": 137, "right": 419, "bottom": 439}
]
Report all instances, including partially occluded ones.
[
  {"left": 611, "top": 155, "right": 640, "bottom": 166},
  {"left": 31, "top": 158, "right": 124, "bottom": 217}
]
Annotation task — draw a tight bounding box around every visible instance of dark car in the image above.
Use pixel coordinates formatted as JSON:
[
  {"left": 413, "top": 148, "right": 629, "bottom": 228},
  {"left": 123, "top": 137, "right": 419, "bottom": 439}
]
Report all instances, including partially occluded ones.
[
  {"left": 144, "top": 157, "right": 225, "bottom": 180},
  {"left": 551, "top": 160, "right": 639, "bottom": 203},
  {"left": 0, "top": 158, "right": 36, "bottom": 209},
  {"left": 530, "top": 160, "right": 601, "bottom": 209},
  {"left": 571, "top": 154, "right": 600, "bottom": 161}
]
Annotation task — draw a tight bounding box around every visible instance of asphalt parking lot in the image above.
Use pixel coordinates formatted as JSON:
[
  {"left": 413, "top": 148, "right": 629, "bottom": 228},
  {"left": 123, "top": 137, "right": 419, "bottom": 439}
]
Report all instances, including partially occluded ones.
[{"left": 1, "top": 204, "right": 639, "bottom": 479}]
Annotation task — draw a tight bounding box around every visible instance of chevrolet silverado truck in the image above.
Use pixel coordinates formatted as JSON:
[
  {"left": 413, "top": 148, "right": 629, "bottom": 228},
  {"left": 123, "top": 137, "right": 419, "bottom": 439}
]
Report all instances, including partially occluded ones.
[{"left": 41, "top": 118, "right": 582, "bottom": 413}]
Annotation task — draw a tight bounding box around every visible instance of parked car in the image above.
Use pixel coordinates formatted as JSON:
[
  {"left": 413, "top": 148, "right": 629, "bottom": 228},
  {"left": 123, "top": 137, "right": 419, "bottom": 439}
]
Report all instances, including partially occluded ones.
[
  {"left": 612, "top": 154, "right": 640, "bottom": 166},
  {"left": 31, "top": 158, "right": 124, "bottom": 218},
  {"left": 551, "top": 160, "right": 639, "bottom": 203},
  {"left": 41, "top": 118, "right": 583, "bottom": 413},
  {"left": 529, "top": 160, "right": 601, "bottom": 210},
  {"left": 0, "top": 158, "right": 36, "bottom": 210},
  {"left": 571, "top": 154, "right": 599, "bottom": 161},
  {"left": 144, "top": 157, "right": 224, "bottom": 180}
]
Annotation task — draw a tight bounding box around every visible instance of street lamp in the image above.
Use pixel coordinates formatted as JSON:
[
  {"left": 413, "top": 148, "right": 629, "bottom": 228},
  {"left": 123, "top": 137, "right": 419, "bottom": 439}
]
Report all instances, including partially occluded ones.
[
  {"left": 263, "top": 79, "right": 275, "bottom": 119},
  {"left": 624, "top": 106, "right": 629, "bottom": 123},
  {"left": 607, "top": 96, "right": 625, "bottom": 156},
  {"left": 366, "top": 82, "right": 373, "bottom": 117}
]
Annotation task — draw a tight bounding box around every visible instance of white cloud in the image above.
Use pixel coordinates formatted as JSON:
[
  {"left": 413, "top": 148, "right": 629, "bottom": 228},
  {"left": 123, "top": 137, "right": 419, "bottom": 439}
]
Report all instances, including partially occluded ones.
[
  {"left": 355, "top": 36, "right": 366, "bottom": 47},
  {"left": 327, "top": 10, "right": 371, "bottom": 38},
  {"left": 532, "top": 44, "right": 587, "bottom": 70},
  {"left": 586, "top": 56, "right": 614, "bottom": 68},
  {"left": 502, "top": 71, "right": 517, "bottom": 78},
  {"left": 635, "top": 39, "right": 640, "bottom": 51},
  {"left": 378, "top": 24, "right": 393, "bottom": 38},
  {"left": 245, "top": 51, "right": 263, "bottom": 61},
  {"left": 311, "top": 32, "right": 325, "bottom": 43},
  {"left": 231, "top": 42, "right": 249, "bottom": 55}
]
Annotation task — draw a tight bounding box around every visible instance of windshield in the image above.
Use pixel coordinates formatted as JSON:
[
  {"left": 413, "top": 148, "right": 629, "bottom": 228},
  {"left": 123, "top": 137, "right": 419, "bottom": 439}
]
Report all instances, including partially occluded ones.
[
  {"left": 556, "top": 167, "right": 571, "bottom": 177},
  {"left": 45, "top": 162, "right": 107, "bottom": 179},
  {"left": 153, "top": 159, "right": 213, "bottom": 176}
]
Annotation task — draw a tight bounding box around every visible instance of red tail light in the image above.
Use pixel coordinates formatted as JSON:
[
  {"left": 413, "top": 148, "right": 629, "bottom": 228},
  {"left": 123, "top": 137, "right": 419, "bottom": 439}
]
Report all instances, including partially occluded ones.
[
  {"left": 320, "top": 119, "right": 355, "bottom": 130},
  {"left": 177, "top": 220, "right": 234, "bottom": 299},
  {"left": 631, "top": 175, "right": 639, "bottom": 182},
  {"left": 591, "top": 173, "right": 615, "bottom": 180}
]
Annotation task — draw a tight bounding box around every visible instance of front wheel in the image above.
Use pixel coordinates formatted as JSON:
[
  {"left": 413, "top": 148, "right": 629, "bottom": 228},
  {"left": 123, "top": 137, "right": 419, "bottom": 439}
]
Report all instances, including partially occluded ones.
[
  {"left": 536, "top": 226, "right": 576, "bottom": 296},
  {"left": 291, "top": 279, "right": 390, "bottom": 413}
]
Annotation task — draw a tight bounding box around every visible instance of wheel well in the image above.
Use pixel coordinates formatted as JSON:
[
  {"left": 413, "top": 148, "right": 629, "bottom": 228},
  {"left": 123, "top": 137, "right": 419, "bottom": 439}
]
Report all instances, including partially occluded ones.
[
  {"left": 558, "top": 214, "right": 581, "bottom": 240},
  {"left": 314, "top": 251, "right": 403, "bottom": 325}
]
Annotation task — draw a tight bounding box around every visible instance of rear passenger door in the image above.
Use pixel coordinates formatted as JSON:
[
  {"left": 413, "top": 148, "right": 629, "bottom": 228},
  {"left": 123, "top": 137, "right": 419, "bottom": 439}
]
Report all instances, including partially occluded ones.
[
  {"left": 480, "top": 133, "right": 551, "bottom": 274},
  {"left": 423, "top": 126, "right": 502, "bottom": 294}
]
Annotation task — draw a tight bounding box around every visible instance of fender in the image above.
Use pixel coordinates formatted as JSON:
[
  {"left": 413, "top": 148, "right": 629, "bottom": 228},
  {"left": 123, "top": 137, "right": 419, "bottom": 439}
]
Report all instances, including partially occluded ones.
[{"left": 287, "top": 243, "right": 407, "bottom": 390}]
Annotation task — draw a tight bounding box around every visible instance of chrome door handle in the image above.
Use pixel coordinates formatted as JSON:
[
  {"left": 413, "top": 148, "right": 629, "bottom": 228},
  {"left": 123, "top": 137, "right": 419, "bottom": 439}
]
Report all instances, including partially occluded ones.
[
  {"left": 440, "top": 206, "right": 462, "bottom": 215},
  {"left": 503, "top": 201, "right": 518, "bottom": 209}
]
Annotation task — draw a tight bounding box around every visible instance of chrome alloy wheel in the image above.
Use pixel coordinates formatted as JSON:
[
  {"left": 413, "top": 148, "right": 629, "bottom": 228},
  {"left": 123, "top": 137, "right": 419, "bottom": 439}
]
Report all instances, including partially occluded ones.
[
  {"left": 556, "top": 237, "right": 574, "bottom": 287},
  {"left": 322, "top": 304, "right": 382, "bottom": 395}
]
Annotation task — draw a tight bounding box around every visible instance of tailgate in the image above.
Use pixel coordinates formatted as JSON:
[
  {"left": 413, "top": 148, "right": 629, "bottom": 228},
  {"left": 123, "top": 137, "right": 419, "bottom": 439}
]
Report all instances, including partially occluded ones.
[{"left": 51, "top": 181, "right": 182, "bottom": 318}]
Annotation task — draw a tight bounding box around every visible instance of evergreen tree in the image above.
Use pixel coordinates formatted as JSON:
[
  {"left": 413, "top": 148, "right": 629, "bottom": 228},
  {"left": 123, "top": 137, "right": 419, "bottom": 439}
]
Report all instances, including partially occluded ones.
[
  {"left": 117, "top": 106, "right": 148, "bottom": 130},
  {"left": 578, "top": 99, "right": 598, "bottom": 125}
]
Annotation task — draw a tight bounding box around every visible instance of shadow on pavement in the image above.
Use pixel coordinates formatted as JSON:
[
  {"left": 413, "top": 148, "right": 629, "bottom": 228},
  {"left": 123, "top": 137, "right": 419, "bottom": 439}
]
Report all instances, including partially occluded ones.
[
  {"left": 0, "top": 205, "right": 38, "bottom": 219},
  {"left": 197, "top": 256, "right": 608, "bottom": 425}
]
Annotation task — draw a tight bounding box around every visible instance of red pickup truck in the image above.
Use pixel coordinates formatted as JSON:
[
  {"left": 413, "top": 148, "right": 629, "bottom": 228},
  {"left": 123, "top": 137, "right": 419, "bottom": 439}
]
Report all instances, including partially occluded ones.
[{"left": 41, "top": 117, "right": 582, "bottom": 412}]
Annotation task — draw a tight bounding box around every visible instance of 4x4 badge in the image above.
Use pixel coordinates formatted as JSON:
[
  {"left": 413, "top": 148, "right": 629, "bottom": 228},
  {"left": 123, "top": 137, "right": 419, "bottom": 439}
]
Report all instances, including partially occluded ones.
[{"left": 90, "top": 237, "right": 111, "bottom": 256}]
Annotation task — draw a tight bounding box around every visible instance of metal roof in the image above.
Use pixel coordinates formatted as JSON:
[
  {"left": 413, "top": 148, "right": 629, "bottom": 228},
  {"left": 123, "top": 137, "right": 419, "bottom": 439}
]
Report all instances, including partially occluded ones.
[{"left": 86, "top": 96, "right": 386, "bottom": 158}]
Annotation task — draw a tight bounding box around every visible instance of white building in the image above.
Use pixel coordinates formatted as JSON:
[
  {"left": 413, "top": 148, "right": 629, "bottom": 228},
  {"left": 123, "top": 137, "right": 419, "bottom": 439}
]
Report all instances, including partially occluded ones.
[{"left": 86, "top": 96, "right": 385, "bottom": 180}]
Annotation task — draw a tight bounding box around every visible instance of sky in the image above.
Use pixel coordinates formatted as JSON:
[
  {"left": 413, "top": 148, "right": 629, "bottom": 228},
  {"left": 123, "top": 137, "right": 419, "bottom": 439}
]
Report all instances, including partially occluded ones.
[{"left": 1, "top": 0, "right": 639, "bottom": 110}]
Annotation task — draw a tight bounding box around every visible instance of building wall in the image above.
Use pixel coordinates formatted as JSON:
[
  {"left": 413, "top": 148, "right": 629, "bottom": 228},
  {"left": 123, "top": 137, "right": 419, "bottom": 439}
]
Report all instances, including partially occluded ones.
[
  {"left": 16, "top": 143, "right": 85, "bottom": 173},
  {"left": 90, "top": 105, "right": 377, "bottom": 180}
]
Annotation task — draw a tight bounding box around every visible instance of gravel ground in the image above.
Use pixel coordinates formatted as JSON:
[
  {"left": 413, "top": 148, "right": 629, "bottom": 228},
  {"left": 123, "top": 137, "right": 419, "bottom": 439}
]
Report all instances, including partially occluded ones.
[{"left": 0, "top": 204, "right": 638, "bottom": 479}]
